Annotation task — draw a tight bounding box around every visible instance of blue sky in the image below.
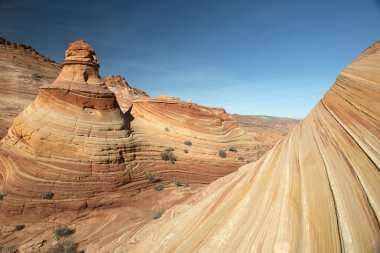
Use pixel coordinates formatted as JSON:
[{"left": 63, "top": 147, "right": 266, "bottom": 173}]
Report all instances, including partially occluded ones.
[{"left": 0, "top": 0, "right": 379, "bottom": 118}]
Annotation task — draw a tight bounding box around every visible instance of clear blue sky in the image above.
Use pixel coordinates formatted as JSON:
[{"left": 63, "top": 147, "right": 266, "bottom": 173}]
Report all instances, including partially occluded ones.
[{"left": 1, "top": 0, "right": 379, "bottom": 118}]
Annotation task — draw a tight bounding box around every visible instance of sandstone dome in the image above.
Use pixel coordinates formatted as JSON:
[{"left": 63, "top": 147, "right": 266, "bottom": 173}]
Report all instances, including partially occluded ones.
[{"left": 1, "top": 40, "right": 130, "bottom": 164}]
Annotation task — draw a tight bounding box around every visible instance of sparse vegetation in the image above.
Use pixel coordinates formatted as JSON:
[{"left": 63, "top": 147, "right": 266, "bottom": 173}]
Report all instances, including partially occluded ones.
[
  {"left": 184, "top": 140, "right": 192, "bottom": 146},
  {"left": 54, "top": 225, "right": 75, "bottom": 239},
  {"left": 229, "top": 146, "right": 238, "bottom": 152},
  {"left": 218, "top": 150, "right": 227, "bottom": 158},
  {"left": 41, "top": 191, "right": 54, "bottom": 200},
  {"left": 147, "top": 173, "right": 160, "bottom": 183},
  {"left": 161, "top": 148, "right": 176, "bottom": 163},
  {"left": 154, "top": 183, "right": 165, "bottom": 192},
  {"left": 173, "top": 179, "right": 183, "bottom": 186},
  {"left": 15, "top": 224, "right": 25, "bottom": 231},
  {"left": 165, "top": 127, "right": 169, "bottom": 131},
  {"left": 165, "top": 147, "right": 175, "bottom": 152},
  {"left": 152, "top": 208, "right": 165, "bottom": 219},
  {"left": 47, "top": 240, "right": 78, "bottom": 253},
  {"left": 238, "top": 156, "right": 244, "bottom": 161},
  {"left": 172, "top": 178, "right": 188, "bottom": 187},
  {"left": 0, "top": 192, "right": 5, "bottom": 200}
]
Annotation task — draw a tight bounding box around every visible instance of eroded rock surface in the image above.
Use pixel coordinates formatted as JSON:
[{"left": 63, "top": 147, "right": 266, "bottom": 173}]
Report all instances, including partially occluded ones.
[
  {"left": 0, "top": 37, "right": 61, "bottom": 137},
  {"left": 103, "top": 74, "right": 150, "bottom": 111},
  {"left": 0, "top": 40, "right": 257, "bottom": 221},
  {"left": 119, "top": 41, "right": 380, "bottom": 253}
]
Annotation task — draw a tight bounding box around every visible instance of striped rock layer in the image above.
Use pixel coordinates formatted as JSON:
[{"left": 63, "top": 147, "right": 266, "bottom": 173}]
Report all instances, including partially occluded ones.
[
  {"left": 0, "top": 37, "right": 61, "bottom": 137},
  {"left": 121, "top": 41, "right": 380, "bottom": 252},
  {"left": 0, "top": 41, "right": 256, "bottom": 217}
]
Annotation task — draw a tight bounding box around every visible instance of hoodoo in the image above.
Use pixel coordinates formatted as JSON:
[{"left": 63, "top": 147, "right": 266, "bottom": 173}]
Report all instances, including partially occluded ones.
[
  {"left": 1, "top": 40, "right": 130, "bottom": 164},
  {"left": 0, "top": 41, "right": 134, "bottom": 217}
]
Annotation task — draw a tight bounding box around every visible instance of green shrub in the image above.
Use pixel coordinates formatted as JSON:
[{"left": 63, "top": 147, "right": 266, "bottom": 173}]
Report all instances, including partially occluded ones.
[
  {"left": 238, "top": 156, "right": 244, "bottom": 161},
  {"left": 41, "top": 191, "right": 54, "bottom": 200},
  {"left": 154, "top": 183, "right": 164, "bottom": 192},
  {"left": 184, "top": 140, "right": 192, "bottom": 146},
  {"left": 152, "top": 208, "right": 165, "bottom": 219},
  {"left": 218, "top": 150, "right": 227, "bottom": 158},
  {"left": 147, "top": 173, "right": 160, "bottom": 183},
  {"left": 173, "top": 179, "right": 183, "bottom": 186},
  {"left": 161, "top": 148, "right": 176, "bottom": 163},
  {"left": 54, "top": 225, "right": 75, "bottom": 239},
  {"left": 184, "top": 149, "right": 188, "bottom": 153},
  {"left": 165, "top": 147, "right": 174, "bottom": 152},
  {"left": 229, "top": 146, "right": 238, "bottom": 152},
  {"left": 15, "top": 224, "right": 25, "bottom": 231}
]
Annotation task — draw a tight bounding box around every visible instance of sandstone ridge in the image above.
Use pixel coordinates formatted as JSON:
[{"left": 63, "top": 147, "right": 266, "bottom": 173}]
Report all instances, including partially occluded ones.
[
  {"left": 119, "top": 41, "right": 380, "bottom": 252},
  {"left": 0, "top": 37, "right": 61, "bottom": 137}
]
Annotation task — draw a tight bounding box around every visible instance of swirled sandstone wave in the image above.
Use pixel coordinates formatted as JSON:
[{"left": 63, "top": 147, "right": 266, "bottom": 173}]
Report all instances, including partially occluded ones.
[{"left": 117, "top": 41, "right": 380, "bottom": 253}]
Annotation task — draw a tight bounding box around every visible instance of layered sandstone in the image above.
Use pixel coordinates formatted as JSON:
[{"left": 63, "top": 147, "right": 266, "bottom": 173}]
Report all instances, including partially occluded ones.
[
  {"left": 103, "top": 75, "right": 149, "bottom": 112},
  {"left": 119, "top": 41, "right": 380, "bottom": 253},
  {"left": 0, "top": 37, "right": 61, "bottom": 137},
  {"left": 0, "top": 40, "right": 257, "bottom": 220},
  {"left": 1, "top": 40, "right": 131, "bottom": 164},
  {"left": 0, "top": 37, "right": 296, "bottom": 160},
  {"left": 0, "top": 40, "right": 133, "bottom": 217}
]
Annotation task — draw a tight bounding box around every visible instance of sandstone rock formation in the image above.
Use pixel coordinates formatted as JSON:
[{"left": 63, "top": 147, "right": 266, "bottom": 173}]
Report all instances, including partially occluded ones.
[
  {"left": 119, "top": 41, "right": 380, "bottom": 252},
  {"left": 0, "top": 37, "right": 297, "bottom": 160},
  {"left": 103, "top": 75, "right": 150, "bottom": 112},
  {"left": 2, "top": 40, "right": 130, "bottom": 164},
  {"left": 0, "top": 40, "right": 134, "bottom": 218},
  {"left": 0, "top": 37, "right": 60, "bottom": 137},
  {"left": 0, "top": 40, "right": 258, "bottom": 221}
]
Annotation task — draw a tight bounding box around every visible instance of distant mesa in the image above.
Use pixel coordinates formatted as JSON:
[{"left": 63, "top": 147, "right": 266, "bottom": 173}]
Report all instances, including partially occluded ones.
[{"left": 156, "top": 95, "right": 182, "bottom": 101}]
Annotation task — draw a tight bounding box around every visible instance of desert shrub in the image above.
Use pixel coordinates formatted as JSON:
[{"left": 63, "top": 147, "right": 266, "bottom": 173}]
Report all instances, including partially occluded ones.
[
  {"left": 15, "top": 224, "right": 25, "bottom": 231},
  {"left": 229, "top": 146, "right": 238, "bottom": 152},
  {"left": 184, "top": 149, "right": 188, "bottom": 154},
  {"left": 41, "top": 191, "right": 54, "bottom": 200},
  {"left": 147, "top": 173, "right": 160, "bottom": 183},
  {"left": 165, "top": 127, "right": 169, "bottom": 131},
  {"left": 161, "top": 148, "right": 176, "bottom": 163},
  {"left": 238, "top": 156, "right": 244, "bottom": 161},
  {"left": 218, "top": 150, "right": 227, "bottom": 158},
  {"left": 0, "top": 192, "right": 5, "bottom": 200},
  {"left": 54, "top": 225, "right": 75, "bottom": 239},
  {"left": 47, "top": 240, "right": 78, "bottom": 253},
  {"left": 184, "top": 140, "right": 192, "bottom": 146},
  {"left": 154, "top": 183, "right": 164, "bottom": 192},
  {"left": 152, "top": 208, "right": 165, "bottom": 219},
  {"left": 173, "top": 179, "right": 183, "bottom": 186}
]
